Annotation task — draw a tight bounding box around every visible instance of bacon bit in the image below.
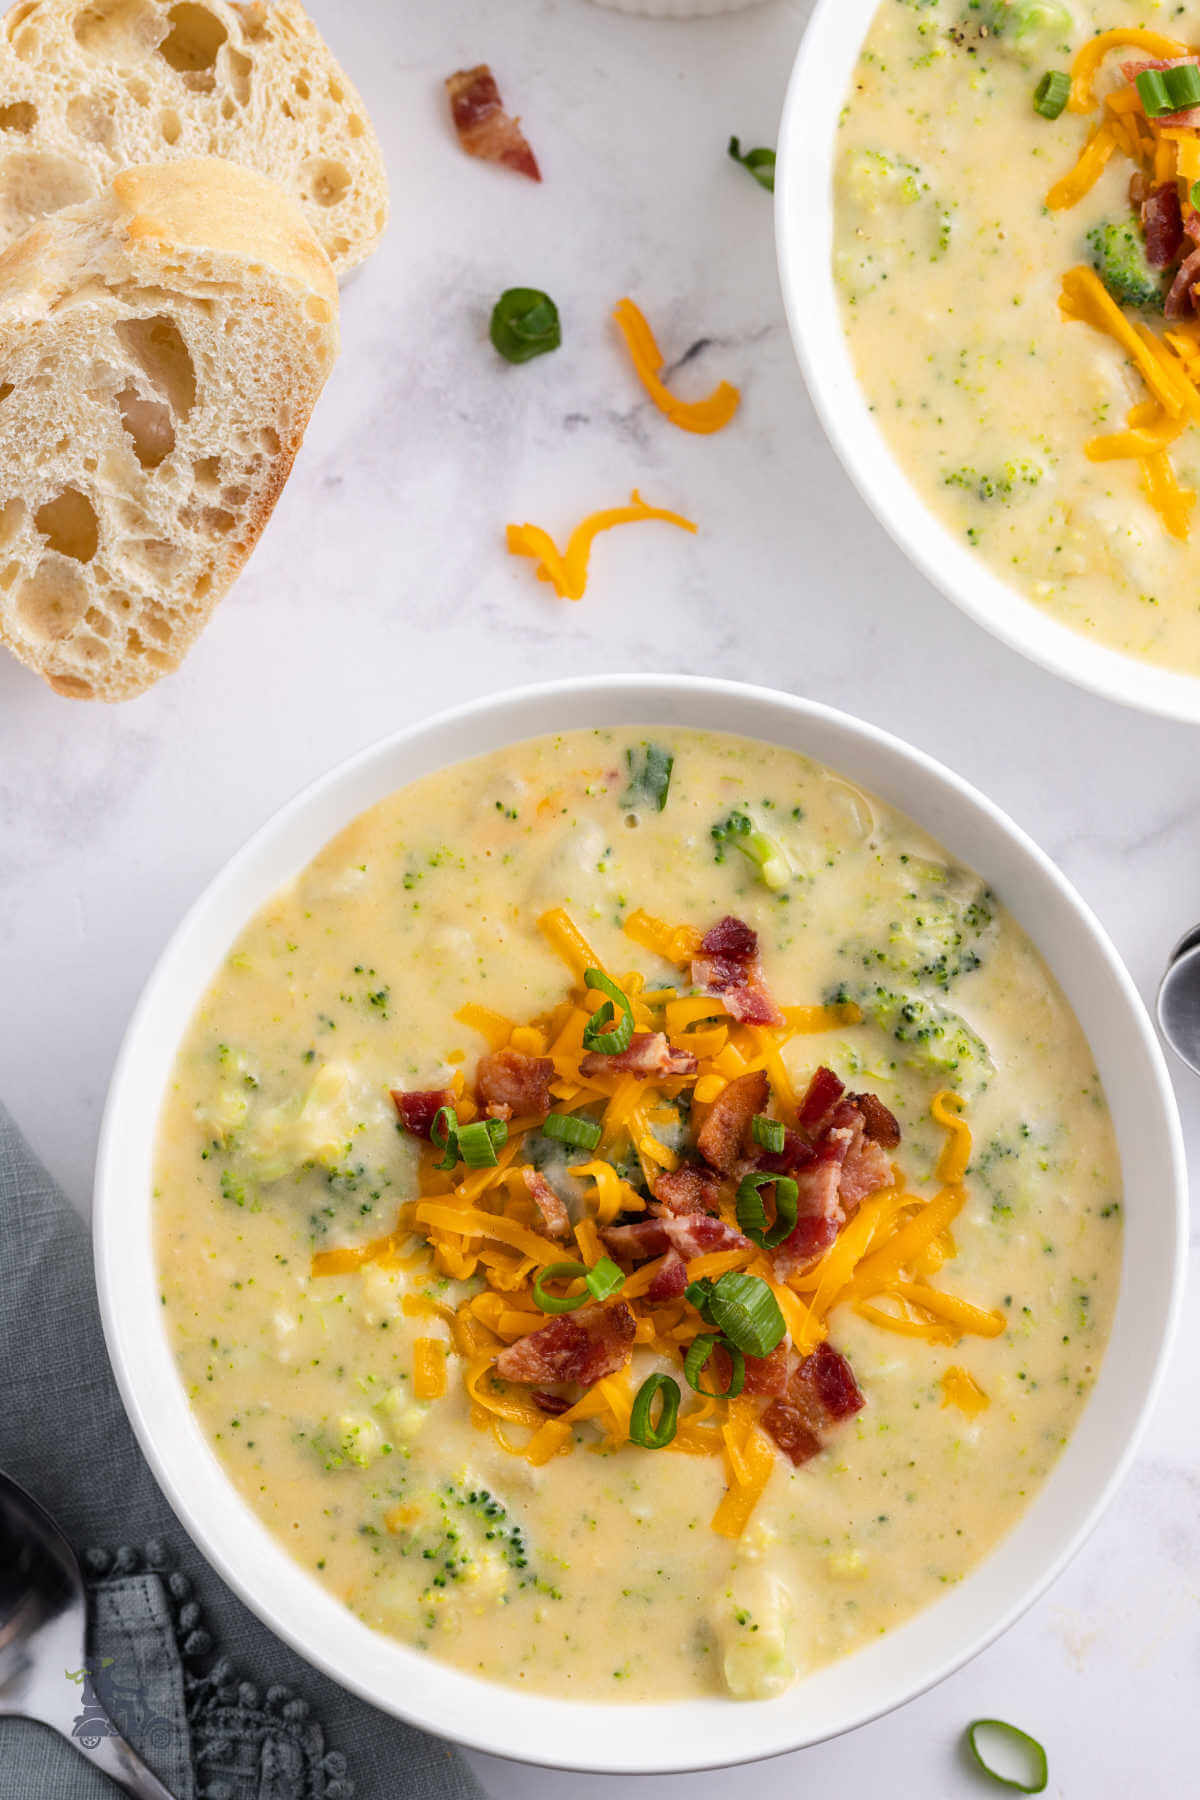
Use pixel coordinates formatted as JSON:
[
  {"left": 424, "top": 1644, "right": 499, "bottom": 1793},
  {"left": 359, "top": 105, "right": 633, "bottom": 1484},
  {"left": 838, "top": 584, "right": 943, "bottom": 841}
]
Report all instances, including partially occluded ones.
[
  {"left": 532, "top": 1390, "right": 572, "bottom": 1416},
  {"left": 390, "top": 1087, "right": 454, "bottom": 1138},
  {"left": 1166, "top": 243, "right": 1200, "bottom": 316},
  {"left": 715, "top": 1337, "right": 790, "bottom": 1399},
  {"left": 495, "top": 1301, "right": 635, "bottom": 1387},
  {"left": 644, "top": 1250, "right": 688, "bottom": 1302},
  {"left": 1143, "top": 181, "right": 1185, "bottom": 267},
  {"left": 850, "top": 1090, "right": 902, "bottom": 1149},
  {"left": 611, "top": 298, "right": 740, "bottom": 435},
  {"left": 762, "top": 1343, "right": 864, "bottom": 1465},
  {"left": 758, "top": 1128, "right": 818, "bottom": 1176},
  {"left": 476, "top": 1048, "right": 554, "bottom": 1119},
  {"left": 772, "top": 1144, "right": 846, "bottom": 1280},
  {"left": 696, "top": 1069, "right": 769, "bottom": 1174},
  {"left": 522, "top": 1167, "right": 570, "bottom": 1240},
  {"left": 445, "top": 65, "right": 541, "bottom": 181},
  {"left": 653, "top": 1162, "right": 725, "bottom": 1215},
  {"left": 692, "top": 916, "right": 783, "bottom": 1028},
  {"left": 580, "top": 1031, "right": 698, "bottom": 1079},
  {"left": 506, "top": 491, "right": 697, "bottom": 603},
  {"left": 602, "top": 1211, "right": 750, "bottom": 1263},
  {"left": 797, "top": 1065, "right": 845, "bottom": 1135},
  {"left": 839, "top": 1132, "right": 894, "bottom": 1208}
]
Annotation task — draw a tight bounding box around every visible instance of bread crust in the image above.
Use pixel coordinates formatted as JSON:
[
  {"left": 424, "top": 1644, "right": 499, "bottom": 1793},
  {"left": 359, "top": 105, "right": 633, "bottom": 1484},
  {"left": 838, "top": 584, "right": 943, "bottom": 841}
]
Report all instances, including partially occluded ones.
[
  {"left": 0, "top": 0, "right": 388, "bottom": 275},
  {"left": 0, "top": 155, "right": 339, "bottom": 701}
]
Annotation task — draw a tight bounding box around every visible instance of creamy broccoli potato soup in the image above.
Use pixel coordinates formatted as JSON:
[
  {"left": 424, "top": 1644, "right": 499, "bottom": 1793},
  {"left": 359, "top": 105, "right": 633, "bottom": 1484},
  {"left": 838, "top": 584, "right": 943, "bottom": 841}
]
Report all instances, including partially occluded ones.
[
  {"left": 154, "top": 729, "right": 1122, "bottom": 1701},
  {"left": 835, "top": 1, "right": 1200, "bottom": 675}
]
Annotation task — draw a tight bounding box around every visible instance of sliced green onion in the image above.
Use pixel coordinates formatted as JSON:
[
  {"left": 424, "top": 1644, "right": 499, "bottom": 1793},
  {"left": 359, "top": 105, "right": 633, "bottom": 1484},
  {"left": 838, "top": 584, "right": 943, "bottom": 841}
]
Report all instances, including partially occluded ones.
[
  {"left": 620, "top": 742, "right": 674, "bottom": 814},
  {"left": 735, "top": 1171, "right": 799, "bottom": 1250},
  {"left": 1192, "top": 179, "right": 1200, "bottom": 211},
  {"left": 1135, "top": 67, "right": 1173, "bottom": 117},
  {"left": 685, "top": 1276, "right": 715, "bottom": 1320},
  {"left": 489, "top": 287, "right": 562, "bottom": 364},
  {"left": 684, "top": 1333, "right": 746, "bottom": 1398},
  {"left": 581, "top": 968, "right": 635, "bottom": 1055},
  {"left": 965, "top": 1720, "right": 1048, "bottom": 1794},
  {"left": 629, "top": 1373, "right": 680, "bottom": 1448},
  {"left": 456, "top": 1117, "right": 508, "bottom": 1168},
  {"left": 1164, "top": 62, "right": 1200, "bottom": 110},
  {"left": 585, "top": 1256, "right": 625, "bottom": 1302},
  {"left": 533, "top": 1260, "right": 590, "bottom": 1314},
  {"left": 430, "top": 1105, "right": 459, "bottom": 1172},
  {"left": 542, "top": 1111, "right": 603, "bottom": 1151},
  {"left": 740, "top": 828, "right": 790, "bottom": 890},
  {"left": 1032, "top": 70, "right": 1070, "bottom": 119},
  {"left": 728, "top": 135, "right": 776, "bottom": 193},
  {"left": 706, "top": 1271, "right": 787, "bottom": 1358},
  {"left": 751, "top": 1113, "right": 785, "bottom": 1154}
]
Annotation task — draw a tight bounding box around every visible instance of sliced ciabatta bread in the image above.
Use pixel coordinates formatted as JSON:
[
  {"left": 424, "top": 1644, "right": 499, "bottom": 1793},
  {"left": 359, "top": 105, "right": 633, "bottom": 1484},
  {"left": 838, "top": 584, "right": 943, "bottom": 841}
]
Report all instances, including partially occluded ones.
[
  {"left": 0, "top": 0, "right": 387, "bottom": 274},
  {"left": 0, "top": 155, "right": 338, "bottom": 701}
]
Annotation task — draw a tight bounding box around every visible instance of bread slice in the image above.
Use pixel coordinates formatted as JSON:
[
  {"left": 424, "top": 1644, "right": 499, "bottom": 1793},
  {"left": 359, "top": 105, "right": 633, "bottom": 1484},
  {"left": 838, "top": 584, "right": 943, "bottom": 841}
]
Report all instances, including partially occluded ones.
[
  {"left": 0, "top": 155, "right": 339, "bottom": 701},
  {"left": 0, "top": 0, "right": 387, "bottom": 275}
]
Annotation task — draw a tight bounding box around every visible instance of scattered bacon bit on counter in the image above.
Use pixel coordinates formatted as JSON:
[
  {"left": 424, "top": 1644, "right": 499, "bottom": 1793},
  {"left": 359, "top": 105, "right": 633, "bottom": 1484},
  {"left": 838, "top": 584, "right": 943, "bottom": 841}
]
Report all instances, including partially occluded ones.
[
  {"left": 580, "top": 1030, "right": 697, "bottom": 1079},
  {"left": 692, "top": 915, "right": 784, "bottom": 1027},
  {"left": 523, "top": 1167, "right": 570, "bottom": 1239},
  {"left": 390, "top": 1087, "right": 454, "bottom": 1138},
  {"left": 445, "top": 65, "right": 541, "bottom": 181},
  {"left": 653, "top": 1162, "right": 725, "bottom": 1215},
  {"left": 696, "top": 1069, "right": 769, "bottom": 1174},
  {"left": 762, "top": 1343, "right": 865, "bottom": 1465},
  {"left": 495, "top": 1301, "right": 635, "bottom": 1387},
  {"left": 476, "top": 1048, "right": 554, "bottom": 1120}
]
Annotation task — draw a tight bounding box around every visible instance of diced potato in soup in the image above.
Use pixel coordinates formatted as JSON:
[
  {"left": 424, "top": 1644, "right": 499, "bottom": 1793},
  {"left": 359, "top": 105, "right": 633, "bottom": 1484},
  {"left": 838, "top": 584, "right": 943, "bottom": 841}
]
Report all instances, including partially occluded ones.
[
  {"left": 835, "top": 1, "right": 1200, "bottom": 674},
  {"left": 154, "top": 729, "right": 1121, "bottom": 1700}
]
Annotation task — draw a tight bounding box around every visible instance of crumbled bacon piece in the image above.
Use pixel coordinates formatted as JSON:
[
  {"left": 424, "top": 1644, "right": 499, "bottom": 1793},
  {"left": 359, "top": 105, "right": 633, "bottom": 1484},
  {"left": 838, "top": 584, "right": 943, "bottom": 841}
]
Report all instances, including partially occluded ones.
[
  {"left": 390, "top": 1087, "right": 454, "bottom": 1139},
  {"left": 797, "top": 1065, "right": 845, "bottom": 1136},
  {"left": 713, "top": 1337, "right": 790, "bottom": 1399},
  {"left": 691, "top": 915, "right": 784, "bottom": 1027},
  {"left": 771, "top": 1140, "right": 847, "bottom": 1279},
  {"left": 579, "top": 1031, "right": 697, "bottom": 1079},
  {"left": 532, "top": 1390, "right": 572, "bottom": 1416},
  {"left": 476, "top": 1049, "right": 554, "bottom": 1120},
  {"left": 1166, "top": 243, "right": 1200, "bottom": 317},
  {"left": 653, "top": 1162, "right": 724, "bottom": 1216},
  {"left": 850, "top": 1090, "right": 901, "bottom": 1149},
  {"left": 1143, "top": 181, "right": 1185, "bottom": 267},
  {"left": 644, "top": 1250, "right": 688, "bottom": 1303},
  {"left": 696, "top": 1069, "right": 769, "bottom": 1174},
  {"left": 445, "top": 65, "right": 541, "bottom": 180},
  {"left": 770, "top": 1092, "right": 893, "bottom": 1277},
  {"left": 762, "top": 1342, "right": 864, "bottom": 1465},
  {"left": 495, "top": 1301, "right": 634, "bottom": 1386},
  {"left": 757, "top": 1127, "right": 817, "bottom": 1176},
  {"left": 523, "top": 1167, "right": 570, "bottom": 1240},
  {"left": 839, "top": 1131, "right": 894, "bottom": 1208},
  {"left": 602, "top": 1211, "right": 750, "bottom": 1263}
]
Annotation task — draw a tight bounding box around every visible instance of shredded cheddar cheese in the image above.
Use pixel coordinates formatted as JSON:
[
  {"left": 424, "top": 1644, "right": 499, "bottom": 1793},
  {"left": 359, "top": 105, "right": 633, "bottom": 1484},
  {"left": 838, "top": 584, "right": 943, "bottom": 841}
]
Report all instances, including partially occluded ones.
[
  {"left": 1066, "top": 28, "right": 1188, "bottom": 115},
  {"left": 506, "top": 489, "right": 697, "bottom": 601},
  {"left": 612, "top": 297, "right": 741, "bottom": 435},
  {"left": 940, "top": 1366, "right": 990, "bottom": 1416},
  {"left": 312, "top": 910, "right": 1005, "bottom": 1538}
]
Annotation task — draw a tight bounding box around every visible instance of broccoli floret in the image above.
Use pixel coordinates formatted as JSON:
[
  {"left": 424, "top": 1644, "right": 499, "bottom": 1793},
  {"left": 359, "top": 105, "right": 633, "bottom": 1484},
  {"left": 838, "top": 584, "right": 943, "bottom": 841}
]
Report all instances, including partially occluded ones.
[
  {"left": 1087, "top": 218, "right": 1165, "bottom": 311},
  {"left": 956, "top": 0, "right": 1075, "bottom": 58},
  {"left": 711, "top": 809, "right": 791, "bottom": 890},
  {"left": 832, "top": 982, "right": 993, "bottom": 1094},
  {"left": 943, "top": 460, "right": 1043, "bottom": 504},
  {"left": 840, "top": 860, "right": 996, "bottom": 991}
]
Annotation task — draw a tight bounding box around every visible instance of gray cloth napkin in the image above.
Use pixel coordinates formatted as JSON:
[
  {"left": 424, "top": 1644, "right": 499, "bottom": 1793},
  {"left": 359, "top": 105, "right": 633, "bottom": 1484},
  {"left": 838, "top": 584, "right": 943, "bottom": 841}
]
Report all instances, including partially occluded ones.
[{"left": 0, "top": 1101, "right": 489, "bottom": 1800}]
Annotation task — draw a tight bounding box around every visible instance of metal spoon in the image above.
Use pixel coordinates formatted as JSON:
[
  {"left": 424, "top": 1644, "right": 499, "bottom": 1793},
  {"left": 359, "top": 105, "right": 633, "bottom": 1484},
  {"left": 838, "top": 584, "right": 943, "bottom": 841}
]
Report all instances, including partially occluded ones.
[
  {"left": 0, "top": 1470, "right": 179, "bottom": 1799},
  {"left": 1157, "top": 923, "right": 1200, "bottom": 1076}
]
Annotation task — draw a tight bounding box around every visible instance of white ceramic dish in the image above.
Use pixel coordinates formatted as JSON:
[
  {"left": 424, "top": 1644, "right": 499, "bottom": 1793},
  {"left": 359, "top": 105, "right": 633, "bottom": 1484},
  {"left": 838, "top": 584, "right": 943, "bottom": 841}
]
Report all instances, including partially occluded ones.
[
  {"left": 776, "top": 0, "right": 1200, "bottom": 725},
  {"left": 95, "top": 675, "right": 1186, "bottom": 1774}
]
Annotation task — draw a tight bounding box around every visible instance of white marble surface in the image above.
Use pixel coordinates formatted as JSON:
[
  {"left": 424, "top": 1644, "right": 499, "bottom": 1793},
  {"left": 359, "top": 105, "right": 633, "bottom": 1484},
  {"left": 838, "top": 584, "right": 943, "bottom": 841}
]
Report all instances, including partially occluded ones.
[{"left": 0, "top": 0, "right": 1196, "bottom": 1792}]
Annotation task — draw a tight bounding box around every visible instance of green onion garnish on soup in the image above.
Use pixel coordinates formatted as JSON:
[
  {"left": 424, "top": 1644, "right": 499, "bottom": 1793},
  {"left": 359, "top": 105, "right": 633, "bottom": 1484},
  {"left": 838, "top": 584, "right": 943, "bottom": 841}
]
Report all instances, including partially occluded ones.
[
  {"left": 629, "top": 1373, "right": 680, "bottom": 1448},
  {"left": 1032, "top": 71, "right": 1070, "bottom": 119}
]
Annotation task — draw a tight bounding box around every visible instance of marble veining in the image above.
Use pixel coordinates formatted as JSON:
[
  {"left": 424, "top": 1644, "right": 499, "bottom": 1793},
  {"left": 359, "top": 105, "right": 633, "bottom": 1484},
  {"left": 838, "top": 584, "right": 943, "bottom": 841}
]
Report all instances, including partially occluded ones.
[{"left": 0, "top": 1, "right": 1193, "bottom": 1792}]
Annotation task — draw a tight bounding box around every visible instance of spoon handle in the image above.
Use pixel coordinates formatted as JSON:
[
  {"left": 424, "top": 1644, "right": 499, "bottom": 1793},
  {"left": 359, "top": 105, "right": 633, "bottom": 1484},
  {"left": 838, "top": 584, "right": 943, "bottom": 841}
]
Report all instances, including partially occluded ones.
[{"left": 68, "top": 1722, "right": 181, "bottom": 1800}]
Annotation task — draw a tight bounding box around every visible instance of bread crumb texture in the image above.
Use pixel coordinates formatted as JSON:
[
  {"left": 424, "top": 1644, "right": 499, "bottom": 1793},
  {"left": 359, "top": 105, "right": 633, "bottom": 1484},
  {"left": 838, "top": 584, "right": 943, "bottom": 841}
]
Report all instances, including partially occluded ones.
[
  {"left": 0, "top": 155, "right": 339, "bottom": 700},
  {"left": 0, "top": 0, "right": 388, "bottom": 273}
]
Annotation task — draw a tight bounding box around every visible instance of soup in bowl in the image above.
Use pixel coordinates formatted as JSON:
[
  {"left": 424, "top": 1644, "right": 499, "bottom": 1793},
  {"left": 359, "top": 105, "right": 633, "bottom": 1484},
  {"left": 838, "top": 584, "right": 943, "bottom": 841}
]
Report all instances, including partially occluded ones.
[{"left": 95, "top": 678, "right": 1183, "bottom": 1771}]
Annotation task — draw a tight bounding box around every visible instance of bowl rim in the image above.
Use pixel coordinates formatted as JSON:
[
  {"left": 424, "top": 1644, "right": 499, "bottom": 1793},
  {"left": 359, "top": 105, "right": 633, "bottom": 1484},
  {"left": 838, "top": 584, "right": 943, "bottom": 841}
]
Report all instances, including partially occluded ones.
[
  {"left": 94, "top": 673, "right": 1187, "bottom": 1773},
  {"left": 775, "top": 0, "right": 1200, "bottom": 725}
]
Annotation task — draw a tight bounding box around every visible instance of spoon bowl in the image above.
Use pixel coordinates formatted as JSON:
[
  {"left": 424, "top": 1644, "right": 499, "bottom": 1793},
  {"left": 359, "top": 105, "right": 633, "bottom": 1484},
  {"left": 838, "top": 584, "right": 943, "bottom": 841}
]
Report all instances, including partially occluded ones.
[
  {"left": 0, "top": 1471, "right": 177, "bottom": 1798},
  {"left": 1157, "top": 934, "right": 1200, "bottom": 1076}
]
